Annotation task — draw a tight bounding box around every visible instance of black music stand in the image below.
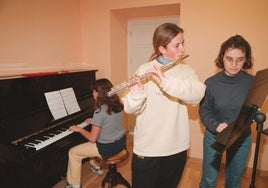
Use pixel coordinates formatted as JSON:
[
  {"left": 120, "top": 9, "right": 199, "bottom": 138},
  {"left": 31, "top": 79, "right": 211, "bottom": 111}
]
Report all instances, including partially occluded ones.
[{"left": 249, "top": 112, "right": 266, "bottom": 188}]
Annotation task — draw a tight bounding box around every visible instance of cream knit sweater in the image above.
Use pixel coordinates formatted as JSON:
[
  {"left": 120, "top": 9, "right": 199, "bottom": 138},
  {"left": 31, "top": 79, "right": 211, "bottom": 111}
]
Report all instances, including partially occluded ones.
[{"left": 122, "top": 59, "right": 206, "bottom": 157}]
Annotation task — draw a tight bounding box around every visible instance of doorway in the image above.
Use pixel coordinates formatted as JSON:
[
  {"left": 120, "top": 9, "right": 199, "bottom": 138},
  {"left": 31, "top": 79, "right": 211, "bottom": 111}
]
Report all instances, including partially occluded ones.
[
  {"left": 127, "top": 17, "right": 179, "bottom": 76},
  {"left": 127, "top": 17, "right": 180, "bottom": 132},
  {"left": 110, "top": 4, "right": 181, "bottom": 132}
]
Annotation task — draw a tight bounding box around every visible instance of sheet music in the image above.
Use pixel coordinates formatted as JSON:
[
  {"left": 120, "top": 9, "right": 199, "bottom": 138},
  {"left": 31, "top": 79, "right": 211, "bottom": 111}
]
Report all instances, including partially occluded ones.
[
  {"left": 44, "top": 87, "right": 81, "bottom": 120},
  {"left": 60, "top": 88, "right": 81, "bottom": 115},
  {"left": 44, "top": 91, "right": 68, "bottom": 120}
]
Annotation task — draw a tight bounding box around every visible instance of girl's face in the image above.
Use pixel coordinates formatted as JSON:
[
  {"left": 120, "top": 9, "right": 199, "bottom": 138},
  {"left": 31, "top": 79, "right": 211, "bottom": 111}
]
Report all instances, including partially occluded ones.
[
  {"left": 160, "top": 32, "right": 185, "bottom": 61},
  {"left": 223, "top": 48, "right": 246, "bottom": 76},
  {"left": 93, "top": 89, "right": 98, "bottom": 100}
]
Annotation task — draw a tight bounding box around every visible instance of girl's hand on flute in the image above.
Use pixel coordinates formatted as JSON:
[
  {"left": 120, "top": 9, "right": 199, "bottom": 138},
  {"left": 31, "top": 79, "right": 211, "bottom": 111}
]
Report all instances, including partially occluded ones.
[
  {"left": 150, "top": 64, "right": 165, "bottom": 84},
  {"left": 128, "top": 74, "right": 144, "bottom": 92}
]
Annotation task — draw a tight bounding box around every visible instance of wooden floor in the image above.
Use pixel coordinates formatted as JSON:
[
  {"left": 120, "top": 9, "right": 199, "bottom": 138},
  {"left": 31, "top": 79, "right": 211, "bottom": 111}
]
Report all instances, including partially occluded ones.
[{"left": 53, "top": 134, "right": 268, "bottom": 188}]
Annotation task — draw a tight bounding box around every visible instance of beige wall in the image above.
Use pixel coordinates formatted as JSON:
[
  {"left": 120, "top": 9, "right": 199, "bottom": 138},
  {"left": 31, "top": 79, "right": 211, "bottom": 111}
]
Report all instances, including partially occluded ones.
[
  {"left": 0, "top": 0, "right": 267, "bottom": 171},
  {"left": 0, "top": 0, "right": 94, "bottom": 77}
]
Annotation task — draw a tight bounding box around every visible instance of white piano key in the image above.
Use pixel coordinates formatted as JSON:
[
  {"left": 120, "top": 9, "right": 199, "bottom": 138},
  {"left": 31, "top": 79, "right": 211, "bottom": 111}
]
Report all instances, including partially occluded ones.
[
  {"left": 24, "top": 144, "right": 36, "bottom": 148},
  {"left": 29, "top": 121, "right": 90, "bottom": 151}
]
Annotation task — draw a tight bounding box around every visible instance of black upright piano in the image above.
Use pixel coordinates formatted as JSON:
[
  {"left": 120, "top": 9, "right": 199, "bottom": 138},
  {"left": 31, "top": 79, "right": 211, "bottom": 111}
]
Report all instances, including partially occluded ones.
[{"left": 0, "top": 70, "right": 97, "bottom": 188}]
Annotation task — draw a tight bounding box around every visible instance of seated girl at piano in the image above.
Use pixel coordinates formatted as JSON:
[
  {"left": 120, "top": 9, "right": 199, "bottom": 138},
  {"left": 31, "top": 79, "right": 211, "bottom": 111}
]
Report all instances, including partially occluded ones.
[{"left": 65, "top": 78, "right": 127, "bottom": 188}]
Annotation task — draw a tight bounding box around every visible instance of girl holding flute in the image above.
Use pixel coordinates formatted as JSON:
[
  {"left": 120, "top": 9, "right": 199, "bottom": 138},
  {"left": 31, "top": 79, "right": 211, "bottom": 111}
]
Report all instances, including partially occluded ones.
[{"left": 122, "top": 23, "right": 206, "bottom": 188}]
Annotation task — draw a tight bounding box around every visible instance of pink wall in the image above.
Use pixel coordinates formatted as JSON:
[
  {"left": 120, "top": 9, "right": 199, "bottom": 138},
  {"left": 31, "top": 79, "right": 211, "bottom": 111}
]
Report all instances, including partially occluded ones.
[
  {"left": 0, "top": 0, "right": 84, "bottom": 77},
  {"left": 80, "top": 0, "right": 180, "bottom": 84}
]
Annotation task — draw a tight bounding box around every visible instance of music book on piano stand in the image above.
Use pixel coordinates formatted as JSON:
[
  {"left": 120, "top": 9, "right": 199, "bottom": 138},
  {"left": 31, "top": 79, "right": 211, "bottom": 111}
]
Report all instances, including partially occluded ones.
[{"left": 45, "top": 87, "right": 81, "bottom": 120}]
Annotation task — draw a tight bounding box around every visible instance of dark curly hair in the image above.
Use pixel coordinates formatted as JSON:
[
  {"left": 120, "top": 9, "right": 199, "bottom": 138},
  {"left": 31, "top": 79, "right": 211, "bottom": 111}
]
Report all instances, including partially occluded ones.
[
  {"left": 215, "top": 35, "right": 253, "bottom": 69},
  {"left": 91, "top": 78, "right": 123, "bottom": 114}
]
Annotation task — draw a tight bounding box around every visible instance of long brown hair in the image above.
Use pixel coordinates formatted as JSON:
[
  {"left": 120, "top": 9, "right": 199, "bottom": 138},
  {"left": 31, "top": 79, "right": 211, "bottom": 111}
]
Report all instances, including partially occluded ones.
[
  {"left": 150, "top": 23, "right": 183, "bottom": 61},
  {"left": 91, "top": 78, "right": 123, "bottom": 114}
]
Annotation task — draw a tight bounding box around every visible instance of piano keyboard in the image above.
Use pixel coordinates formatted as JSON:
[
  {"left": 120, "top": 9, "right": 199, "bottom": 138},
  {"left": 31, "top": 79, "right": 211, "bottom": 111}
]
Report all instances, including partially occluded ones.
[{"left": 19, "top": 121, "right": 90, "bottom": 151}]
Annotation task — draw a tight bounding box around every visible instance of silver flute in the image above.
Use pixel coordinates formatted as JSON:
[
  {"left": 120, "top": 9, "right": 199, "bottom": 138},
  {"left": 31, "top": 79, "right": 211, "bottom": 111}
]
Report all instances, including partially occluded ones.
[{"left": 107, "top": 54, "right": 190, "bottom": 97}]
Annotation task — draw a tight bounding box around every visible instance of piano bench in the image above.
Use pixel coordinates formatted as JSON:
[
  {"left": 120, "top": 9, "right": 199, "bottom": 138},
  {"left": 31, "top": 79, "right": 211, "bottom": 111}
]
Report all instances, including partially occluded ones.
[{"left": 95, "top": 149, "right": 131, "bottom": 188}]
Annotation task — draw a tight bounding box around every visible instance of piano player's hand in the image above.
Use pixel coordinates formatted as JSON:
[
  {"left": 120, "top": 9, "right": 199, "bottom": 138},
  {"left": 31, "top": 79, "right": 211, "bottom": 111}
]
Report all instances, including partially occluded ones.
[
  {"left": 69, "top": 125, "right": 82, "bottom": 132},
  {"left": 85, "top": 118, "right": 92, "bottom": 124}
]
